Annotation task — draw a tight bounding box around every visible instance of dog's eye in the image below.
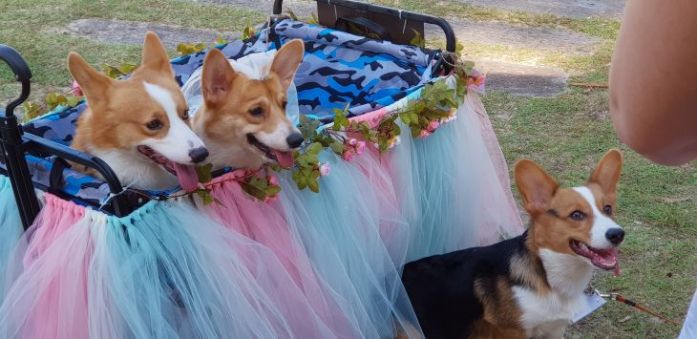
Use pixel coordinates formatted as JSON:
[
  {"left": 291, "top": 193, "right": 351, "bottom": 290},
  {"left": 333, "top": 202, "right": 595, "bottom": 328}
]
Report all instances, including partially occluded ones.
[
  {"left": 569, "top": 210, "right": 586, "bottom": 221},
  {"left": 249, "top": 107, "right": 264, "bottom": 117},
  {"left": 603, "top": 205, "right": 613, "bottom": 215},
  {"left": 281, "top": 100, "right": 288, "bottom": 109},
  {"left": 181, "top": 109, "right": 190, "bottom": 121},
  {"left": 146, "top": 119, "right": 164, "bottom": 131}
]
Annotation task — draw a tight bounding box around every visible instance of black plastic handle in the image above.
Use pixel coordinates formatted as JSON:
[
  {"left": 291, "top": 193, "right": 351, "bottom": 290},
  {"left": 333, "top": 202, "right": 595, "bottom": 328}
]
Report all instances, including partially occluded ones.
[
  {"left": 272, "top": 0, "right": 457, "bottom": 52},
  {"left": 0, "top": 44, "right": 41, "bottom": 229},
  {"left": 0, "top": 45, "right": 32, "bottom": 118}
]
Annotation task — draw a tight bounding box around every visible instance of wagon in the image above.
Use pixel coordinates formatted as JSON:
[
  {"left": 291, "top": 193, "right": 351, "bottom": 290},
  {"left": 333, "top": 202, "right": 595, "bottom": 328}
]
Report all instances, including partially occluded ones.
[{"left": 0, "top": 0, "right": 522, "bottom": 337}]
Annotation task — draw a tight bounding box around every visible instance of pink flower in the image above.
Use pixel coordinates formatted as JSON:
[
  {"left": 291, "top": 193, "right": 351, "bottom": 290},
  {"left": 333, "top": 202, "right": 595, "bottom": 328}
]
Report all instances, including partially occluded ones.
[
  {"left": 442, "top": 114, "right": 457, "bottom": 124},
  {"left": 319, "top": 163, "right": 331, "bottom": 176},
  {"left": 390, "top": 136, "right": 401, "bottom": 147},
  {"left": 467, "top": 70, "right": 486, "bottom": 94},
  {"left": 342, "top": 149, "right": 355, "bottom": 161},
  {"left": 354, "top": 140, "right": 366, "bottom": 155},
  {"left": 266, "top": 175, "right": 279, "bottom": 186},
  {"left": 418, "top": 130, "right": 432, "bottom": 139},
  {"left": 426, "top": 120, "right": 440, "bottom": 133},
  {"left": 71, "top": 80, "right": 83, "bottom": 96},
  {"left": 348, "top": 138, "right": 358, "bottom": 146}
]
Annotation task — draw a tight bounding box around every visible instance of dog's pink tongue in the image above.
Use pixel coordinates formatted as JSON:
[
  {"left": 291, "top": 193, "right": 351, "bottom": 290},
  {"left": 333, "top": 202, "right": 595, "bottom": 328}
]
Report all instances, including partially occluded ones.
[
  {"left": 173, "top": 163, "right": 199, "bottom": 192},
  {"left": 273, "top": 150, "right": 294, "bottom": 168}
]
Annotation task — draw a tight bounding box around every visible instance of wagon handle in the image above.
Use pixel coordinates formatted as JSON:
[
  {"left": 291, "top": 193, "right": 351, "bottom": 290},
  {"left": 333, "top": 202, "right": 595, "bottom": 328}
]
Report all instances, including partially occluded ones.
[
  {"left": 0, "top": 44, "right": 42, "bottom": 229},
  {"left": 272, "top": 0, "right": 458, "bottom": 52},
  {"left": 1, "top": 45, "right": 131, "bottom": 221}
]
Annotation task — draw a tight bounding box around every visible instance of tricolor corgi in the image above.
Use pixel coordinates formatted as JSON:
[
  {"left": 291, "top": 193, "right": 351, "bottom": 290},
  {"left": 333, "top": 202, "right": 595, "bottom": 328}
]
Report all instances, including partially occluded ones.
[
  {"left": 68, "top": 32, "right": 208, "bottom": 190},
  {"left": 402, "top": 149, "right": 625, "bottom": 339},
  {"left": 187, "top": 40, "right": 305, "bottom": 170}
]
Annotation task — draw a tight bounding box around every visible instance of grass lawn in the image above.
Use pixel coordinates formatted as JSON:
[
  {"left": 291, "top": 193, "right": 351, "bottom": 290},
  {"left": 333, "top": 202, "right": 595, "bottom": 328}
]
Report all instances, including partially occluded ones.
[{"left": 1, "top": 0, "right": 695, "bottom": 337}]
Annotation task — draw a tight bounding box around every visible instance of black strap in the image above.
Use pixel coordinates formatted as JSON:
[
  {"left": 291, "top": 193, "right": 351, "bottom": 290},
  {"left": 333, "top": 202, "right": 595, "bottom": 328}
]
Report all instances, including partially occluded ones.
[{"left": 48, "top": 156, "right": 70, "bottom": 195}]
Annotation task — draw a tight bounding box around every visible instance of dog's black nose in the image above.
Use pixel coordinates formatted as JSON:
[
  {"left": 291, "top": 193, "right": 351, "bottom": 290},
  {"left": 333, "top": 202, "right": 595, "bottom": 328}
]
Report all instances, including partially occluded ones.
[
  {"left": 189, "top": 147, "right": 209, "bottom": 163},
  {"left": 605, "top": 228, "right": 625, "bottom": 245},
  {"left": 286, "top": 132, "right": 304, "bottom": 148}
]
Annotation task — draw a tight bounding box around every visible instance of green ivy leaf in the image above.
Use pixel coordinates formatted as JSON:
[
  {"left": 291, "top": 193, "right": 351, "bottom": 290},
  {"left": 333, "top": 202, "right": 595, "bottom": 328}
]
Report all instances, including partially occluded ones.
[
  {"left": 299, "top": 115, "right": 319, "bottom": 140},
  {"left": 215, "top": 35, "right": 228, "bottom": 45},
  {"left": 329, "top": 140, "right": 344, "bottom": 155},
  {"left": 117, "top": 63, "right": 137, "bottom": 74},
  {"left": 196, "top": 189, "right": 214, "bottom": 205},
  {"left": 242, "top": 26, "right": 256, "bottom": 40},
  {"left": 64, "top": 95, "right": 82, "bottom": 107},
  {"left": 195, "top": 163, "right": 213, "bottom": 183},
  {"left": 332, "top": 104, "right": 350, "bottom": 131},
  {"left": 308, "top": 12, "right": 319, "bottom": 25},
  {"left": 409, "top": 29, "right": 425, "bottom": 48},
  {"left": 22, "top": 101, "right": 45, "bottom": 121}
]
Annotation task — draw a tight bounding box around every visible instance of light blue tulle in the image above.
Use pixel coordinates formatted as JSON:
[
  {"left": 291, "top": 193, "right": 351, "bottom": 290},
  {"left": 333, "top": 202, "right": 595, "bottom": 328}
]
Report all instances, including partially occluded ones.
[
  {"left": 0, "top": 176, "right": 23, "bottom": 301},
  {"left": 276, "top": 150, "right": 422, "bottom": 338},
  {"left": 389, "top": 94, "right": 522, "bottom": 262}
]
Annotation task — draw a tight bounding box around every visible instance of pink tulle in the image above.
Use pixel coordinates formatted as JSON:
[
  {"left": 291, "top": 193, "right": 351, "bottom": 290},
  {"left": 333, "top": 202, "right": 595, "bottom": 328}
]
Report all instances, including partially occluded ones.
[
  {"left": 202, "top": 171, "right": 358, "bottom": 337},
  {"left": 2, "top": 194, "right": 91, "bottom": 339}
]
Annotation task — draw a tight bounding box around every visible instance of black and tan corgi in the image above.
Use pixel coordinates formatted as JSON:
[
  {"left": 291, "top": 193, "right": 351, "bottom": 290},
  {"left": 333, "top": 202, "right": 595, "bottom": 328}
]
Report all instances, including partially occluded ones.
[{"left": 402, "top": 150, "right": 625, "bottom": 338}]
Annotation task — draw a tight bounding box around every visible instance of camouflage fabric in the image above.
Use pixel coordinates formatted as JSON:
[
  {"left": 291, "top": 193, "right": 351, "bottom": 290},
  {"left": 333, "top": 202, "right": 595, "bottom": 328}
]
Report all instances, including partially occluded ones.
[{"left": 14, "top": 19, "right": 439, "bottom": 211}]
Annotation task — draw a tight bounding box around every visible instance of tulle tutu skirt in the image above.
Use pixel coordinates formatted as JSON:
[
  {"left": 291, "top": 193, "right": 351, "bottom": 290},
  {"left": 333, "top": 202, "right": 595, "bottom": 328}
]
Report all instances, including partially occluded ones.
[
  {"left": 200, "top": 172, "right": 361, "bottom": 338},
  {"left": 275, "top": 150, "right": 422, "bottom": 338},
  {"left": 388, "top": 91, "right": 523, "bottom": 261},
  {"left": 0, "top": 193, "right": 351, "bottom": 338},
  {"left": 0, "top": 176, "right": 26, "bottom": 303}
]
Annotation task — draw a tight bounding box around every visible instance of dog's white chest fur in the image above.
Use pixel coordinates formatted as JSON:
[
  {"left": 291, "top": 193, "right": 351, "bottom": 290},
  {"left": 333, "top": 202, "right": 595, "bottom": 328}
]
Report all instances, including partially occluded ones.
[{"left": 513, "top": 249, "right": 594, "bottom": 339}]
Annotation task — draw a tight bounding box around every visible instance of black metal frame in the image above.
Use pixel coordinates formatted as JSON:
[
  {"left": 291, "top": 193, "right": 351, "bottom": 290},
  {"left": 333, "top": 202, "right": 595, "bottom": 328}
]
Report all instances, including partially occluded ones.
[
  {"left": 273, "top": 0, "right": 457, "bottom": 52},
  {"left": 1, "top": 0, "right": 455, "bottom": 229},
  {"left": 0, "top": 45, "right": 130, "bottom": 229}
]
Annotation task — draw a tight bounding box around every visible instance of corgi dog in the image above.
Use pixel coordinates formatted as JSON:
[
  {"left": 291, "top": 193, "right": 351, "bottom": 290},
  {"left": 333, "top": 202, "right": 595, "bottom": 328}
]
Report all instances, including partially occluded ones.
[
  {"left": 402, "top": 149, "right": 625, "bottom": 339},
  {"left": 68, "top": 32, "right": 208, "bottom": 190},
  {"left": 188, "top": 39, "right": 305, "bottom": 170}
]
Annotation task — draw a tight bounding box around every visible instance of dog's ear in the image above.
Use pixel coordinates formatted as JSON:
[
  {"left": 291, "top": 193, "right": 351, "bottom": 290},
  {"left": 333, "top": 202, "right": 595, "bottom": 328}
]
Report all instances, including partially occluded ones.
[
  {"left": 141, "top": 31, "right": 174, "bottom": 76},
  {"left": 270, "top": 39, "right": 304, "bottom": 90},
  {"left": 67, "top": 52, "right": 112, "bottom": 106},
  {"left": 515, "top": 159, "right": 559, "bottom": 217},
  {"left": 202, "top": 48, "right": 237, "bottom": 108},
  {"left": 588, "top": 149, "right": 623, "bottom": 199}
]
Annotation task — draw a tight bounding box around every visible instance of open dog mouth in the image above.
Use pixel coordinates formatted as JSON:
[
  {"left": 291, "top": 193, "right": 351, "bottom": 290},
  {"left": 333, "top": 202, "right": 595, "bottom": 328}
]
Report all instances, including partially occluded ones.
[
  {"left": 246, "top": 134, "right": 294, "bottom": 168},
  {"left": 137, "top": 145, "right": 199, "bottom": 191},
  {"left": 570, "top": 239, "right": 620, "bottom": 275}
]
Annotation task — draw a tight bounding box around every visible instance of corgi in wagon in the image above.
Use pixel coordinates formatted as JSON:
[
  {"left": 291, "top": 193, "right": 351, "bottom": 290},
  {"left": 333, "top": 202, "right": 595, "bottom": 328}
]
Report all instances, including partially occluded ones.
[
  {"left": 184, "top": 39, "right": 306, "bottom": 170},
  {"left": 402, "top": 149, "right": 625, "bottom": 339},
  {"left": 67, "top": 32, "right": 208, "bottom": 190}
]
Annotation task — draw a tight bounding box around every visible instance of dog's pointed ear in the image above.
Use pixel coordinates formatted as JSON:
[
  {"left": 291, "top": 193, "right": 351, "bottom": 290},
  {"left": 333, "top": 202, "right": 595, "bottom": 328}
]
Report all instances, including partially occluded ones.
[
  {"left": 202, "top": 48, "right": 236, "bottom": 108},
  {"left": 141, "top": 31, "right": 173, "bottom": 76},
  {"left": 270, "top": 39, "right": 304, "bottom": 90},
  {"left": 67, "top": 52, "right": 112, "bottom": 105},
  {"left": 515, "top": 159, "right": 559, "bottom": 216},
  {"left": 588, "top": 149, "right": 623, "bottom": 198}
]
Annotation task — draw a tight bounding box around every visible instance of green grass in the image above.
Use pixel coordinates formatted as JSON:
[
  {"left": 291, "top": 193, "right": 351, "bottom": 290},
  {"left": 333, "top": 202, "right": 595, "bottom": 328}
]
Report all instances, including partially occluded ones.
[
  {"left": 0, "top": 0, "right": 261, "bottom": 100},
  {"left": 0, "top": 0, "right": 695, "bottom": 337}
]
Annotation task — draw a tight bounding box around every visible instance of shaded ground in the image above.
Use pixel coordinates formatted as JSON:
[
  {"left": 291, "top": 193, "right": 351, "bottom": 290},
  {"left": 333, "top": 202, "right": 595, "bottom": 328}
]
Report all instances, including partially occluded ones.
[{"left": 457, "top": 0, "right": 626, "bottom": 19}]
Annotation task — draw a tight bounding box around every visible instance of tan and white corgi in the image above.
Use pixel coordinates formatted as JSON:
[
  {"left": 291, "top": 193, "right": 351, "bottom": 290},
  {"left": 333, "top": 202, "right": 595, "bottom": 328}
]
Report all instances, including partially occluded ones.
[
  {"left": 68, "top": 32, "right": 207, "bottom": 190},
  {"left": 402, "top": 149, "right": 625, "bottom": 339},
  {"left": 188, "top": 40, "right": 306, "bottom": 170}
]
